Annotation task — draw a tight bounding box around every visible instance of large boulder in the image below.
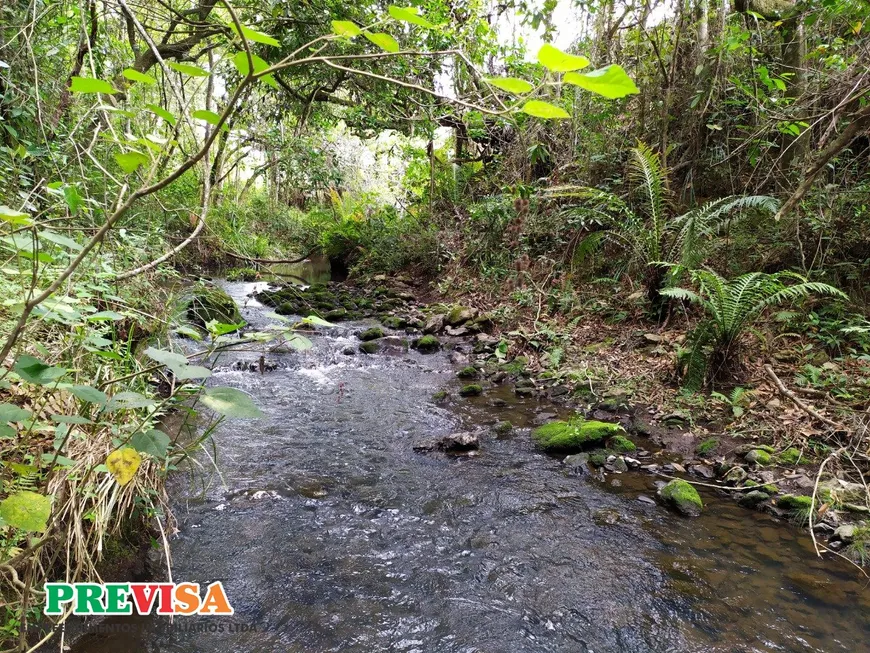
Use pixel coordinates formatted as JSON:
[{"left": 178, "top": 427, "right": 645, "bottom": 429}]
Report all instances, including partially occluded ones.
[
  {"left": 446, "top": 305, "right": 478, "bottom": 326},
  {"left": 184, "top": 283, "right": 242, "bottom": 329},
  {"left": 531, "top": 418, "right": 625, "bottom": 452}
]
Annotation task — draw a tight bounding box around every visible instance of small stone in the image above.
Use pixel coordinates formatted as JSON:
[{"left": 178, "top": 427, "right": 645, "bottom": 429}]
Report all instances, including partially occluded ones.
[
  {"left": 492, "top": 421, "right": 513, "bottom": 435},
  {"left": 423, "top": 314, "right": 446, "bottom": 334},
  {"left": 643, "top": 333, "right": 663, "bottom": 343},
  {"left": 606, "top": 457, "right": 628, "bottom": 473},
  {"left": 550, "top": 385, "right": 570, "bottom": 397},
  {"left": 414, "top": 431, "right": 479, "bottom": 454},
  {"left": 723, "top": 466, "right": 748, "bottom": 484},
  {"left": 671, "top": 462, "right": 686, "bottom": 473},
  {"left": 689, "top": 464, "right": 715, "bottom": 479},
  {"left": 563, "top": 453, "right": 589, "bottom": 468},
  {"left": 445, "top": 325, "right": 470, "bottom": 336},
  {"left": 533, "top": 412, "right": 557, "bottom": 426},
  {"left": 637, "top": 495, "right": 657, "bottom": 505},
  {"left": 834, "top": 524, "right": 857, "bottom": 543},
  {"left": 738, "top": 490, "right": 769, "bottom": 509},
  {"left": 624, "top": 457, "right": 641, "bottom": 468}
]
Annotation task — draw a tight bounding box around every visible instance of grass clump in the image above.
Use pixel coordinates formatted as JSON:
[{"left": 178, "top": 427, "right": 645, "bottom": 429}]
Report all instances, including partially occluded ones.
[
  {"left": 696, "top": 437, "right": 719, "bottom": 456},
  {"left": 532, "top": 418, "right": 625, "bottom": 452}
]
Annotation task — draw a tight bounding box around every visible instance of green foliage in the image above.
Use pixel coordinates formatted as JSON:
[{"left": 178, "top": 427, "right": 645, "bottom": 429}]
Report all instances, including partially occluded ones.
[{"left": 662, "top": 270, "right": 847, "bottom": 389}]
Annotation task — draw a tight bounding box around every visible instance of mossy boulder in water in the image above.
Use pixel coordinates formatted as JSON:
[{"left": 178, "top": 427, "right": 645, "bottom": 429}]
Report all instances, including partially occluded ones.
[
  {"left": 459, "top": 384, "right": 482, "bottom": 397},
  {"left": 359, "top": 341, "right": 380, "bottom": 354},
  {"left": 659, "top": 479, "right": 703, "bottom": 517},
  {"left": 381, "top": 315, "right": 407, "bottom": 330},
  {"left": 225, "top": 267, "right": 259, "bottom": 282},
  {"left": 359, "top": 327, "right": 384, "bottom": 341},
  {"left": 532, "top": 418, "right": 625, "bottom": 452},
  {"left": 414, "top": 335, "right": 440, "bottom": 353},
  {"left": 185, "top": 283, "right": 242, "bottom": 329},
  {"left": 457, "top": 366, "right": 478, "bottom": 379}
]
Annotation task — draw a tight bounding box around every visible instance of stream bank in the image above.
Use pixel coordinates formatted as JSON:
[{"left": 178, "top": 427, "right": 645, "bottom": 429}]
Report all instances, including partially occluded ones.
[{"left": 63, "top": 266, "right": 870, "bottom": 653}]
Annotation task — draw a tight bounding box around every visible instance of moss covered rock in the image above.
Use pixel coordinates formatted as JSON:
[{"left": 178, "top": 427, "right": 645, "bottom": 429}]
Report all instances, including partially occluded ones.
[
  {"left": 446, "top": 305, "right": 477, "bottom": 326},
  {"left": 457, "top": 366, "right": 478, "bottom": 379},
  {"left": 492, "top": 420, "right": 513, "bottom": 435},
  {"left": 745, "top": 449, "right": 772, "bottom": 465},
  {"left": 459, "top": 384, "right": 483, "bottom": 397},
  {"left": 382, "top": 315, "right": 407, "bottom": 330},
  {"left": 777, "top": 494, "right": 813, "bottom": 511},
  {"left": 659, "top": 479, "right": 703, "bottom": 517},
  {"left": 185, "top": 283, "right": 242, "bottom": 329},
  {"left": 414, "top": 335, "right": 441, "bottom": 353},
  {"left": 607, "top": 435, "right": 637, "bottom": 453},
  {"left": 359, "top": 327, "right": 384, "bottom": 341},
  {"left": 432, "top": 390, "right": 449, "bottom": 402},
  {"left": 532, "top": 418, "right": 625, "bottom": 452},
  {"left": 359, "top": 341, "right": 380, "bottom": 354}
]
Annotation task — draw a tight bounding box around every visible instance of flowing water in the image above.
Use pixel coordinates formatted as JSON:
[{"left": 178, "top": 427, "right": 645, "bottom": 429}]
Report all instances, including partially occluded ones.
[{"left": 66, "top": 267, "right": 870, "bottom": 653}]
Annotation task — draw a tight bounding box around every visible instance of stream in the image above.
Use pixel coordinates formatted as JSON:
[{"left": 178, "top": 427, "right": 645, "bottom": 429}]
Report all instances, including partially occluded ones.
[{"left": 66, "top": 265, "right": 870, "bottom": 653}]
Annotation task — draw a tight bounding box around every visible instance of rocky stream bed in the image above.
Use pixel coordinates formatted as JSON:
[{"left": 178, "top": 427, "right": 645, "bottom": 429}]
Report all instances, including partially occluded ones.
[{"left": 65, "top": 271, "right": 870, "bottom": 653}]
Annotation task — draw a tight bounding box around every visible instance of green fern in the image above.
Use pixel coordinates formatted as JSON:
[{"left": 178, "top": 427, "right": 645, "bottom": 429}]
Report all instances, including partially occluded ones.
[
  {"left": 661, "top": 270, "right": 847, "bottom": 389},
  {"left": 541, "top": 143, "right": 777, "bottom": 315}
]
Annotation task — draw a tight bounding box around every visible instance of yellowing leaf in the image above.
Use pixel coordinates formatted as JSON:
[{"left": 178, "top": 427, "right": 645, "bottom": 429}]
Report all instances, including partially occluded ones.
[
  {"left": 106, "top": 447, "right": 141, "bottom": 485},
  {"left": 364, "top": 32, "right": 400, "bottom": 53},
  {"left": 520, "top": 100, "right": 570, "bottom": 119},
  {"left": 485, "top": 77, "right": 534, "bottom": 94},
  {"left": 0, "top": 205, "right": 32, "bottom": 225},
  {"left": 70, "top": 76, "right": 116, "bottom": 94},
  {"left": 537, "top": 44, "right": 589, "bottom": 72},
  {"left": 563, "top": 65, "right": 639, "bottom": 99},
  {"left": 332, "top": 20, "right": 362, "bottom": 37},
  {"left": 0, "top": 491, "right": 51, "bottom": 532},
  {"left": 388, "top": 6, "right": 435, "bottom": 29}
]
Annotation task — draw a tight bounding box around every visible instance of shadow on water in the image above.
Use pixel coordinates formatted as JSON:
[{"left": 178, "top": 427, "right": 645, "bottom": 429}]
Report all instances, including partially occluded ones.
[{"left": 63, "top": 261, "right": 870, "bottom": 653}]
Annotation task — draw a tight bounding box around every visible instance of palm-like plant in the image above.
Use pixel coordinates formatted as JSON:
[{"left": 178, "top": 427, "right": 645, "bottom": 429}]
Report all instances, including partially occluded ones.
[
  {"left": 660, "top": 270, "right": 847, "bottom": 389},
  {"left": 546, "top": 143, "right": 778, "bottom": 314}
]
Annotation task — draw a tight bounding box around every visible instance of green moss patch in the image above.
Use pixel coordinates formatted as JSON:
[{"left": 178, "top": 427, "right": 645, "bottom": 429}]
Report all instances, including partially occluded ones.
[
  {"left": 359, "top": 327, "right": 384, "bottom": 341},
  {"left": 359, "top": 341, "right": 380, "bottom": 354},
  {"left": 607, "top": 434, "right": 637, "bottom": 453},
  {"left": 696, "top": 437, "right": 719, "bottom": 456},
  {"left": 777, "top": 447, "right": 803, "bottom": 465},
  {"left": 414, "top": 335, "right": 441, "bottom": 353},
  {"left": 459, "top": 384, "right": 482, "bottom": 397},
  {"left": 745, "top": 449, "right": 772, "bottom": 465},
  {"left": 532, "top": 418, "right": 625, "bottom": 452},
  {"left": 457, "top": 366, "right": 478, "bottom": 379}
]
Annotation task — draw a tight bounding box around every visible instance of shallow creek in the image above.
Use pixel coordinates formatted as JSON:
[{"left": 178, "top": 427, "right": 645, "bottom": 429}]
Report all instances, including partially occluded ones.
[{"left": 67, "top": 270, "right": 870, "bottom": 653}]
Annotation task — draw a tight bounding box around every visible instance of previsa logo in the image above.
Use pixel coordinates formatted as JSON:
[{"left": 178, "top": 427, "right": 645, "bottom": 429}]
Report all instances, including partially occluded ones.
[{"left": 44, "top": 582, "right": 234, "bottom": 616}]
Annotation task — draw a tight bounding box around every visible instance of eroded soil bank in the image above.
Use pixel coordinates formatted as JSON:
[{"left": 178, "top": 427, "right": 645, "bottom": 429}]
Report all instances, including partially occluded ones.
[{"left": 64, "top": 271, "right": 870, "bottom": 653}]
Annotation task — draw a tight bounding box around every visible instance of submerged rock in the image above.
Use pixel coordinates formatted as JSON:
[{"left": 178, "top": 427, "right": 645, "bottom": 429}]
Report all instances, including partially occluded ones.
[
  {"left": 359, "top": 341, "right": 380, "bottom": 354},
  {"left": 414, "top": 431, "right": 479, "bottom": 454},
  {"left": 492, "top": 420, "right": 513, "bottom": 436},
  {"left": 738, "top": 490, "right": 770, "bottom": 509},
  {"left": 658, "top": 479, "right": 703, "bottom": 517},
  {"left": 531, "top": 418, "right": 625, "bottom": 452}
]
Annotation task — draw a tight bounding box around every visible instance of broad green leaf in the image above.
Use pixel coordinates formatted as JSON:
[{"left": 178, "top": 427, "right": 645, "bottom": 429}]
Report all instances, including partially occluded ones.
[
  {"left": 563, "top": 65, "right": 639, "bottom": 99},
  {"left": 228, "top": 23, "right": 280, "bottom": 47},
  {"left": 520, "top": 100, "right": 570, "bottom": 119},
  {"left": 41, "top": 453, "right": 76, "bottom": 468},
  {"left": 191, "top": 109, "right": 222, "bottom": 125},
  {"left": 231, "top": 52, "right": 278, "bottom": 89},
  {"left": 146, "top": 104, "right": 177, "bottom": 126},
  {"left": 69, "top": 76, "right": 116, "bottom": 94},
  {"left": 174, "top": 325, "right": 203, "bottom": 341},
  {"left": 537, "top": 44, "right": 590, "bottom": 72},
  {"left": 39, "top": 230, "right": 82, "bottom": 251},
  {"left": 14, "top": 355, "right": 66, "bottom": 385},
  {"left": 5, "top": 462, "right": 38, "bottom": 475},
  {"left": 201, "top": 387, "right": 264, "bottom": 418},
  {"left": 69, "top": 384, "right": 107, "bottom": 406},
  {"left": 87, "top": 310, "right": 125, "bottom": 321},
  {"left": 51, "top": 414, "right": 93, "bottom": 425},
  {"left": 144, "top": 346, "right": 211, "bottom": 380},
  {"left": 485, "top": 77, "right": 534, "bottom": 94},
  {"left": 105, "top": 391, "right": 157, "bottom": 412},
  {"left": 0, "top": 425, "right": 15, "bottom": 439},
  {"left": 63, "top": 185, "right": 83, "bottom": 213},
  {"left": 0, "top": 403, "right": 31, "bottom": 422},
  {"left": 388, "top": 6, "right": 435, "bottom": 28},
  {"left": 0, "top": 205, "right": 31, "bottom": 225},
  {"left": 114, "top": 150, "right": 150, "bottom": 174},
  {"left": 285, "top": 334, "right": 313, "bottom": 350},
  {"left": 300, "top": 315, "right": 335, "bottom": 327},
  {"left": 206, "top": 320, "right": 244, "bottom": 336},
  {"left": 167, "top": 62, "right": 209, "bottom": 77},
  {"left": 122, "top": 68, "right": 157, "bottom": 85},
  {"left": 106, "top": 447, "right": 141, "bottom": 485},
  {"left": 131, "top": 429, "right": 171, "bottom": 459},
  {"left": 364, "top": 32, "right": 400, "bottom": 53},
  {"left": 331, "top": 20, "right": 362, "bottom": 37},
  {"left": 0, "top": 491, "right": 51, "bottom": 532}
]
